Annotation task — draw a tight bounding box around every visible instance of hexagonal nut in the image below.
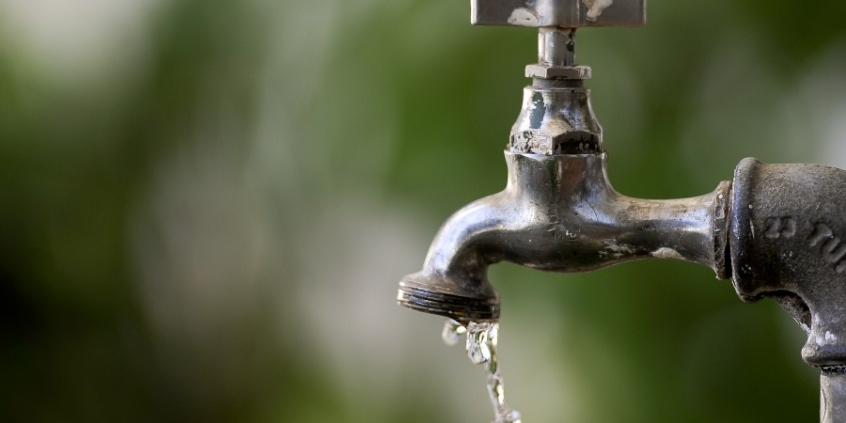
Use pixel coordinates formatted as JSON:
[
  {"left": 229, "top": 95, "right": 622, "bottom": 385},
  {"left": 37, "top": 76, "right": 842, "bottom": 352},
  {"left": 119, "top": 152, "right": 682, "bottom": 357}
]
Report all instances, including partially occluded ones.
[{"left": 525, "top": 65, "right": 592, "bottom": 80}]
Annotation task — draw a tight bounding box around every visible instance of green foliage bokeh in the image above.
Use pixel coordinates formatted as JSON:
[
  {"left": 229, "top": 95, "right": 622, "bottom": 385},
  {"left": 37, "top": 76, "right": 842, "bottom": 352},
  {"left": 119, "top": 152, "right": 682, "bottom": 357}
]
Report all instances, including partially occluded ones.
[{"left": 1, "top": 0, "right": 844, "bottom": 421}]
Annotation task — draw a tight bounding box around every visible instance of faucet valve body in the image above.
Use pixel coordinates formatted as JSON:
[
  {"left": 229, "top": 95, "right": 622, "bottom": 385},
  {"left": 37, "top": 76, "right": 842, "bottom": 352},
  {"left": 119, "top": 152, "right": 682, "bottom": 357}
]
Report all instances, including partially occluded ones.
[{"left": 397, "top": 151, "right": 731, "bottom": 323}]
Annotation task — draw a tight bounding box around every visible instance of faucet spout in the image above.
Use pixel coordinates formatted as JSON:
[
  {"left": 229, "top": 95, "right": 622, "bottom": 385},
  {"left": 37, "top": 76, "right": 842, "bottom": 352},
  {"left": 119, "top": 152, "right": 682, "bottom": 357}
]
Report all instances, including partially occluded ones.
[{"left": 398, "top": 151, "right": 731, "bottom": 322}]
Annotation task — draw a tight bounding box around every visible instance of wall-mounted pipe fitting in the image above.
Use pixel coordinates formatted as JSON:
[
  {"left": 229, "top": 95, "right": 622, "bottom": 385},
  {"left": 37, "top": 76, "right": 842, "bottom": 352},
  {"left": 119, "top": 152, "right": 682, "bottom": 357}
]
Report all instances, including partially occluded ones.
[{"left": 729, "top": 159, "right": 846, "bottom": 370}]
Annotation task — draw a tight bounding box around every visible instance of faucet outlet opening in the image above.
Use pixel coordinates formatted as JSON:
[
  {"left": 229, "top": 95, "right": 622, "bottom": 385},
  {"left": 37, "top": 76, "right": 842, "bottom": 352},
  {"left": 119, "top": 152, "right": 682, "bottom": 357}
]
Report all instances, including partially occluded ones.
[{"left": 397, "top": 272, "right": 500, "bottom": 322}]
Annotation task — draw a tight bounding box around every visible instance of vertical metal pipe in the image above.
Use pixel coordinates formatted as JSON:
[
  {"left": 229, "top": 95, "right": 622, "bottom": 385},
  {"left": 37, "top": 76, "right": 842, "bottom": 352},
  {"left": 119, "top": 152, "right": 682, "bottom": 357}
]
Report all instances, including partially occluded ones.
[
  {"left": 538, "top": 28, "right": 576, "bottom": 67},
  {"left": 821, "top": 372, "right": 846, "bottom": 422}
]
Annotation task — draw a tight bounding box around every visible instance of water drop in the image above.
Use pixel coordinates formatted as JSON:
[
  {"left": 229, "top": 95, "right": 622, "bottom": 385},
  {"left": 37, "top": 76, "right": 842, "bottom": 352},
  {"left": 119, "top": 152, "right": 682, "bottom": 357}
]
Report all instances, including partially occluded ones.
[
  {"left": 442, "top": 318, "right": 522, "bottom": 423},
  {"left": 467, "top": 322, "right": 493, "bottom": 364},
  {"left": 442, "top": 318, "right": 466, "bottom": 346}
]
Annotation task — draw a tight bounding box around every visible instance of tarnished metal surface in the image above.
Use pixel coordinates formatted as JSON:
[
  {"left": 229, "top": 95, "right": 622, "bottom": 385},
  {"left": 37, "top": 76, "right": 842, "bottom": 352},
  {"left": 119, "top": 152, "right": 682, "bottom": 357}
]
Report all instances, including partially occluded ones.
[
  {"left": 528, "top": 28, "right": 592, "bottom": 80},
  {"left": 397, "top": 152, "right": 730, "bottom": 322},
  {"left": 472, "top": 0, "right": 646, "bottom": 28},
  {"left": 509, "top": 82, "right": 602, "bottom": 154},
  {"left": 539, "top": 28, "right": 576, "bottom": 67},
  {"left": 821, "top": 373, "right": 846, "bottom": 423},
  {"left": 526, "top": 64, "right": 591, "bottom": 79},
  {"left": 729, "top": 158, "right": 846, "bottom": 366},
  {"left": 398, "top": 0, "right": 846, "bottom": 419},
  {"left": 729, "top": 158, "right": 846, "bottom": 420}
]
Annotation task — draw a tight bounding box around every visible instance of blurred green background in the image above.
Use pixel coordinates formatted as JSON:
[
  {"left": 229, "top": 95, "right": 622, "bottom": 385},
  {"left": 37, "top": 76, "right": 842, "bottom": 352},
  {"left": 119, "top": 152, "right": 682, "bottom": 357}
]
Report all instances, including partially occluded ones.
[{"left": 1, "top": 0, "right": 845, "bottom": 421}]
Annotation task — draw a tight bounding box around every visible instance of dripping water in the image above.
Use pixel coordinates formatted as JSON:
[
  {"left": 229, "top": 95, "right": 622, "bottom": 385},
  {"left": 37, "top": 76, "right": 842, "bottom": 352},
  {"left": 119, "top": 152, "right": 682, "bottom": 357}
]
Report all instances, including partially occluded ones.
[{"left": 443, "top": 318, "right": 522, "bottom": 423}]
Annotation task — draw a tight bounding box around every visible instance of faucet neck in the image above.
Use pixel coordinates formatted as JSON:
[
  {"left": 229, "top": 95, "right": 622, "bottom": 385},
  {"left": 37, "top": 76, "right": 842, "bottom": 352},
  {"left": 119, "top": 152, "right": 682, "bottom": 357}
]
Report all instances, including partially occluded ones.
[{"left": 502, "top": 152, "right": 731, "bottom": 274}]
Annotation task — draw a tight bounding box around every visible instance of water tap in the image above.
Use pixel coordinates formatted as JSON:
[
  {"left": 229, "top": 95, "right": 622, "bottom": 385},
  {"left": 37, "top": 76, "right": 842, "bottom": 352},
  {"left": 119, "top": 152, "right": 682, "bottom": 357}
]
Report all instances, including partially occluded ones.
[{"left": 396, "top": 0, "right": 846, "bottom": 420}]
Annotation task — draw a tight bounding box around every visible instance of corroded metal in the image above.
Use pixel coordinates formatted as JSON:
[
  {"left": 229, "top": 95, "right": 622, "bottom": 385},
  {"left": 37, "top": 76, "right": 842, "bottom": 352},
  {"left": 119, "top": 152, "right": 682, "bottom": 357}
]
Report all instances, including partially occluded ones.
[
  {"left": 472, "top": 0, "right": 646, "bottom": 28},
  {"left": 728, "top": 159, "right": 846, "bottom": 416},
  {"left": 398, "top": 0, "right": 846, "bottom": 420},
  {"left": 397, "top": 151, "right": 730, "bottom": 322},
  {"left": 528, "top": 28, "right": 591, "bottom": 80},
  {"left": 539, "top": 28, "right": 575, "bottom": 67},
  {"left": 526, "top": 28, "right": 591, "bottom": 80},
  {"left": 526, "top": 65, "right": 591, "bottom": 80},
  {"left": 508, "top": 81, "right": 602, "bottom": 154},
  {"left": 821, "top": 373, "right": 846, "bottom": 423}
]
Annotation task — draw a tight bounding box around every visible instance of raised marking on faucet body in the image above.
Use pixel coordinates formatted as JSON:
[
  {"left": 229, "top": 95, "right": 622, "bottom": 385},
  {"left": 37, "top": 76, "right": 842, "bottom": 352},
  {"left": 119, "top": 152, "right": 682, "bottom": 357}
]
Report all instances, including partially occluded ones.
[
  {"left": 807, "top": 222, "right": 846, "bottom": 274},
  {"left": 764, "top": 217, "right": 796, "bottom": 239},
  {"left": 810, "top": 223, "right": 834, "bottom": 247}
]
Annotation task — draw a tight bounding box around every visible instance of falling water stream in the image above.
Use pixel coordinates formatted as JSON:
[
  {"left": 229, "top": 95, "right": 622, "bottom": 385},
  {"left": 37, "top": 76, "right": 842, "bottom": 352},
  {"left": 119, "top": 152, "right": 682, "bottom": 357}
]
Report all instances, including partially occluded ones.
[{"left": 443, "top": 319, "right": 522, "bottom": 423}]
